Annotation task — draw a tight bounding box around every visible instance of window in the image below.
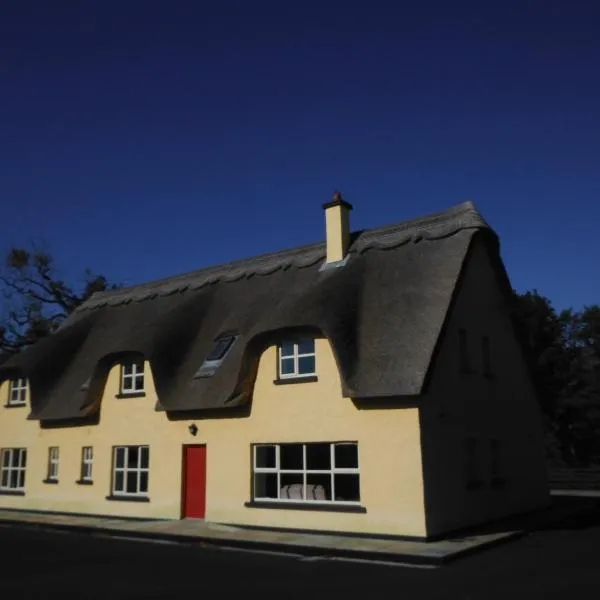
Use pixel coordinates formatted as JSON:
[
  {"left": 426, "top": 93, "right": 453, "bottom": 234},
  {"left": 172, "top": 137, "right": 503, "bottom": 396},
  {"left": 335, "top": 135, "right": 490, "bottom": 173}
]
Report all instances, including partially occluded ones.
[
  {"left": 278, "top": 339, "right": 316, "bottom": 379},
  {"left": 46, "top": 447, "right": 59, "bottom": 481},
  {"left": 458, "top": 329, "right": 470, "bottom": 372},
  {"left": 112, "top": 446, "right": 149, "bottom": 497},
  {"left": 206, "top": 336, "right": 236, "bottom": 362},
  {"left": 81, "top": 447, "right": 93, "bottom": 482},
  {"left": 465, "top": 437, "right": 481, "bottom": 489},
  {"left": 8, "top": 378, "right": 27, "bottom": 406},
  {"left": 490, "top": 439, "right": 504, "bottom": 486},
  {"left": 0, "top": 448, "right": 27, "bottom": 491},
  {"left": 120, "top": 360, "right": 145, "bottom": 395},
  {"left": 482, "top": 336, "right": 492, "bottom": 377},
  {"left": 252, "top": 442, "right": 360, "bottom": 504},
  {"left": 194, "top": 335, "right": 238, "bottom": 378}
]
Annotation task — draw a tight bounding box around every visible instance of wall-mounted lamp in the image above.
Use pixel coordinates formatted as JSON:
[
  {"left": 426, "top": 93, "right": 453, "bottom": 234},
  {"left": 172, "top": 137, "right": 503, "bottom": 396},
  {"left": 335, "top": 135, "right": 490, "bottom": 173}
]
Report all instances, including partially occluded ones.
[{"left": 188, "top": 423, "right": 198, "bottom": 436}]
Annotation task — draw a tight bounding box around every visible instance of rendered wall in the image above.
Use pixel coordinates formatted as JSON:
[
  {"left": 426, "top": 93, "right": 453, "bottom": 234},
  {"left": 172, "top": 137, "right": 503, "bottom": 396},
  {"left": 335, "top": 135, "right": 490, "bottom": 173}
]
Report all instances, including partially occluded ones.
[
  {"left": 0, "top": 338, "right": 427, "bottom": 537},
  {"left": 419, "top": 237, "right": 550, "bottom": 537}
]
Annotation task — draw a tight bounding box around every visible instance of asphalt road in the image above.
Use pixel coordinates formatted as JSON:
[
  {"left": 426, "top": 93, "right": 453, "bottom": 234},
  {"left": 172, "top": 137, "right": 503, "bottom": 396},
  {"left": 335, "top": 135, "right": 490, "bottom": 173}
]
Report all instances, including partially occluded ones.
[{"left": 3, "top": 512, "right": 600, "bottom": 600}]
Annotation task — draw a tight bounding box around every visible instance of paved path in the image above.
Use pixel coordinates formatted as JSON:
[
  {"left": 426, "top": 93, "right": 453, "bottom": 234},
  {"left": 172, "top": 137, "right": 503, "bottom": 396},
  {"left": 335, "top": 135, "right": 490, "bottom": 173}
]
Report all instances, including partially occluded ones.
[
  {"left": 3, "top": 519, "right": 600, "bottom": 599},
  {"left": 0, "top": 508, "right": 519, "bottom": 565},
  {"left": 0, "top": 493, "right": 596, "bottom": 566}
]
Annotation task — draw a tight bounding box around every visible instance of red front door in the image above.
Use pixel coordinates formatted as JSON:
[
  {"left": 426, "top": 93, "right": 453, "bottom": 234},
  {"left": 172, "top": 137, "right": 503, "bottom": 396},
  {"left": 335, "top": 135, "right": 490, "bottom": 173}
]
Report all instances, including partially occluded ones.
[{"left": 183, "top": 445, "right": 207, "bottom": 518}]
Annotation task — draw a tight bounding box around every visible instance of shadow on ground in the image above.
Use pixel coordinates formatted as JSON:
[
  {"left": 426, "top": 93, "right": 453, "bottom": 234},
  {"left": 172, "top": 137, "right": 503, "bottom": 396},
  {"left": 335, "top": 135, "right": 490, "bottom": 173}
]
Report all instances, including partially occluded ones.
[{"left": 446, "top": 494, "right": 600, "bottom": 543}]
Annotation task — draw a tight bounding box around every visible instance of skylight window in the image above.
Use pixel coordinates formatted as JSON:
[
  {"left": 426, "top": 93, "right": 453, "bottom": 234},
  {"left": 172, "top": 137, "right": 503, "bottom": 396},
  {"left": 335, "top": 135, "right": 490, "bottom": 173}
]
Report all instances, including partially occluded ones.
[
  {"left": 205, "top": 336, "right": 236, "bottom": 362},
  {"left": 193, "top": 335, "right": 238, "bottom": 379}
]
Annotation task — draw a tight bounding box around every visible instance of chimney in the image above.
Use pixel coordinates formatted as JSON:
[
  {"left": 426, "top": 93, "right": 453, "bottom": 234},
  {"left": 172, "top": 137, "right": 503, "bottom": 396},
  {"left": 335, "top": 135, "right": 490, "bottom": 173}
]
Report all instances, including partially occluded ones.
[{"left": 322, "top": 191, "right": 353, "bottom": 265}]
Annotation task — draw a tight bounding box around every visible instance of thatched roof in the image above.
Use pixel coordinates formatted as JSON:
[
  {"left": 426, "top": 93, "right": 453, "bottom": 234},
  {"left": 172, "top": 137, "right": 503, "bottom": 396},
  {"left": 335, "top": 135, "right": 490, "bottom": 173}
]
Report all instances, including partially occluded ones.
[{"left": 0, "top": 201, "right": 496, "bottom": 421}]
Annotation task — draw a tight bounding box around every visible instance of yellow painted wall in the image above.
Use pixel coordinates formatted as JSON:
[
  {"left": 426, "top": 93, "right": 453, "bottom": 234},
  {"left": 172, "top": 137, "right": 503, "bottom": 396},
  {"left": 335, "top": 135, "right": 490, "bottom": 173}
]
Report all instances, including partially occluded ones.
[
  {"left": 0, "top": 338, "right": 427, "bottom": 537},
  {"left": 419, "top": 237, "right": 550, "bottom": 537}
]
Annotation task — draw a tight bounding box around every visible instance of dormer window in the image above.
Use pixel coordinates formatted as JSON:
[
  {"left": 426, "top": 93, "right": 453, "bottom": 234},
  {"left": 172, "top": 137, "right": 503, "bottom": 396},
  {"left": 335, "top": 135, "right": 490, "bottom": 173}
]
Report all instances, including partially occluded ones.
[
  {"left": 8, "top": 378, "right": 27, "bottom": 406},
  {"left": 278, "top": 339, "right": 316, "bottom": 379},
  {"left": 194, "top": 335, "right": 238, "bottom": 379},
  {"left": 120, "top": 360, "right": 145, "bottom": 396}
]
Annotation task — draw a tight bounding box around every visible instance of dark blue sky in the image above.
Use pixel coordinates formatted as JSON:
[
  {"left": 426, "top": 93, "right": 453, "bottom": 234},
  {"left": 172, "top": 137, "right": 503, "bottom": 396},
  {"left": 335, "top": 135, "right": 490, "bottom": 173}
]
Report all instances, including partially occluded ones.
[{"left": 2, "top": 1, "right": 599, "bottom": 310}]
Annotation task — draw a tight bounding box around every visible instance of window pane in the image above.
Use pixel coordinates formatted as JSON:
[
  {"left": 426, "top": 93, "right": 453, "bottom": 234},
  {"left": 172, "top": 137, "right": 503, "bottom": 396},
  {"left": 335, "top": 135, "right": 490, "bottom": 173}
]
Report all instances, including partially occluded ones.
[
  {"left": 20, "top": 450, "right": 27, "bottom": 468},
  {"left": 206, "top": 336, "right": 235, "bottom": 361},
  {"left": 115, "top": 448, "right": 125, "bottom": 468},
  {"left": 297, "top": 355, "right": 315, "bottom": 375},
  {"left": 9, "top": 470, "right": 19, "bottom": 488},
  {"left": 306, "top": 444, "right": 330, "bottom": 470},
  {"left": 280, "top": 474, "right": 304, "bottom": 499},
  {"left": 279, "top": 342, "right": 295, "bottom": 358},
  {"left": 139, "top": 471, "right": 148, "bottom": 493},
  {"left": 280, "top": 358, "right": 295, "bottom": 375},
  {"left": 134, "top": 375, "right": 144, "bottom": 390},
  {"left": 1, "top": 470, "right": 7, "bottom": 488},
  {"left": 306, "top": 474, "right": 332, "bottom": 500},
  {"left": 127, "top": 447, "right": 139, "bottom": 468},
  {"left": 255, "top": 445, "right": 276, "bottom": 469},
  {"left": 254, "top": 473, "right": 277, "bottom": 499},
  {"left": 333, "top": 474, "right": 360, "bottom": 501},
  {"left": 84, "top": 463, "right": 92, "bottom": 480},
  {"left": 2, "top": 451, "right": 9, "bottom": 468},
  {"left": 280, "top": 444, "right": 303, "bottom": 470},
  {"left": 126, "top": 471, "right": 138, "bottom": 493},
  {"left": 19, "top": 469, "right": 26, "bottom": 489},
  {"left": 123, "top": 363, "right": 134, "bottom": 376},
  {"left": 334, "top": 444, "right": 358, "bottom": 468},
  {"left": 10, "top": 451, "right": 19, "bottom": 468},
  {"left": 114, "top": 471, "right": 124, "bottom": 492},
  {"left": 140, "top": 446, "right": 149, "bottom": 469},
  {"left": 297, "top": 339, "right": 315, "bottom": 355}
]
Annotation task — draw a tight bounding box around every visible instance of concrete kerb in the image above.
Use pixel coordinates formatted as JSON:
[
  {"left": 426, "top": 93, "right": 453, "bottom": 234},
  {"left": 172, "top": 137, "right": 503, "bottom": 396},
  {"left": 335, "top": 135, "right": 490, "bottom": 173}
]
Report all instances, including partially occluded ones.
[{"left": 0, "top": 516, "right": 525, "bottom": 567}]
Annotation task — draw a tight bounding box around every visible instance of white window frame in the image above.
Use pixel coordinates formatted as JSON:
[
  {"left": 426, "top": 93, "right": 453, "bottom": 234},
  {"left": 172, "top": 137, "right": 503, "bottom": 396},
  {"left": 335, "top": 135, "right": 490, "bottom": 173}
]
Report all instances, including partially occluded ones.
[
  {"left": 252, "top": 442, "right": 360, "bottom": 505},
  {"left": 112, "top": 446, "right": 149, "bottom": 497},
  {"left": 120, "top": 360, "right": 145, "bottom": 395},
  {"left": 47, "top": 447, "right": 59, "bottom": 481},
  {"left": 0, "top": 448, "right": 27, "bottom": 491},
  {"left": 81, "top": 447, "right": 93, "bottom": 482},
  {"left": 278, "top": 339, "right": 316, "bottom": 379},
  {"left": 8, "top": 378, "right": 27, "bottom": 406}
]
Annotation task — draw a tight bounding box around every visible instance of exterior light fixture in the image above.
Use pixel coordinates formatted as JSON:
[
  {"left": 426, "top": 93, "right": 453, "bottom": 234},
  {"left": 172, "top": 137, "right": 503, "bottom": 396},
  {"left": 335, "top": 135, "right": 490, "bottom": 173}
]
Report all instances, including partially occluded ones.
[{"left": 188, "top": 423, "right": 198, "bottom": 436}]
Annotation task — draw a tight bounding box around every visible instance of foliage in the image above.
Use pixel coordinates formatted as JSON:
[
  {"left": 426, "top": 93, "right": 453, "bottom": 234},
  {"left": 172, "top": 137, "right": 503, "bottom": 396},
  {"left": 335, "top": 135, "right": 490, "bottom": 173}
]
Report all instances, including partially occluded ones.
[
  {"left": 0, "top": 245, "right": 118, "bottom": 355},
  {"left": 512, "top": 290, "right": 600, "bottom": 466}
]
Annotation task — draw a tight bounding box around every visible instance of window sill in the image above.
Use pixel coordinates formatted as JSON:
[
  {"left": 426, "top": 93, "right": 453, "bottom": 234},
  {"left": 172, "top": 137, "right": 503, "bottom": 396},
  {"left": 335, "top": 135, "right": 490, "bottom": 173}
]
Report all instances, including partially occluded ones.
[
  {"left": 0, "top": 489, "right": 25, "bottom": 496},
  {"left": 3, "top": 403, "right": 27, "bottom": 408},
  {"left": 115, "top": 392, "right": 146, "bottom": 399},
  {"left": 273, "top": 375, "right": 318, "bottom": 385},
  {"left": 244, "top": 500, "right": 366, "bottom": 513},
  {"left": 105, "top": 494, "right": 150, "bottom": 503},
  {"left": 76, "top": 480, "right": 93, "bottom": 486},
  {"left": 42, "top": 479, "right": 59, "bottom": 485}
]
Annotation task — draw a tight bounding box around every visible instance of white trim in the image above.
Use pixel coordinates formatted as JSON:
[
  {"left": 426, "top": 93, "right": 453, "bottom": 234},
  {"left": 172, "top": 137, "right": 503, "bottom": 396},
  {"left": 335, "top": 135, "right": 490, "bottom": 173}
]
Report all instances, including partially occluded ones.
[
  {"left": 112, "top": 446, "right": 149, "bottom": 497},
  {"left": 253, "top": 442, "right": 360, "bottom": 504},
  {"left": 47, "top": 447, "right": 59, "bottom": 481},
  {"left": 81, "top": 446, "right": 93, "bottom": 481},
  {"left": 120, "top": 360, "right": 145, "bottom": 394},
  {"left": 278, "top": 340, "right": 316, "bottom": 379},
  {"left": 8, "top": 378, "right": 27, "bottom": 406},
  {"left": 0, "top": 448, "right": 27, "bottom": 491}
]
